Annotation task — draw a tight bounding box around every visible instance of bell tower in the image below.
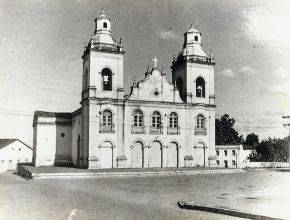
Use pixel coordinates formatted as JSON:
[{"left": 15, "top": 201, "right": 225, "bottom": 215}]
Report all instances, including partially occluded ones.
[
  {"left": 82, "top": 9, "right": 125, "bottom": 101},
  {"left": 171, "top": 24, "right": 215, "bottom": 105},
  {"left": 80, "top": 10, "right": 125, "bottom": 169}
]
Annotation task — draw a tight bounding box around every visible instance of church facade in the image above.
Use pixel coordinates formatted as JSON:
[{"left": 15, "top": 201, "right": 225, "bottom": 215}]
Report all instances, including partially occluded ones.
[{"left": 32, "top": 11, "right": 216, "bottom": 169}]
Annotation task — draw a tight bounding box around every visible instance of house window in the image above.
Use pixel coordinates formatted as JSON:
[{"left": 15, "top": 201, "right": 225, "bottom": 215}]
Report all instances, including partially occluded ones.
[
  {"left": 102, "top": 110, "right": 112, "bottom": 126},
  {"left": 232, "top": 160, "right": 236, "bottom": 166},
  {"left": 25, "top": 159, "right": 28, "bottom": 162},
  {"left": 216, "top": 150, "right": 219, "bottom": 156},
  {"left": 232, "top": 150, "right": 236, "bottom": 156},
  {"left": 195, "top": 36, "right": 198, "bottom": 41},
  {"left": 196, "top": 114, "right": 205, "bottom": 129},
  {"left": 196, "top": 77, "right": 205, "bottom": 98},
  {"left": 152, "top": 111, "right": 161, "bottom": 128},
  {"left": 224, "top": 150, "right": 227, "bottom": 156},
  {"left": 101, "top": 68, "right": 112, "bottom": 91},
  {"left": 103, "top": 22, "right": 107, "bottom": 28},
  {"left": 216, "top": 160, "right": 220, "bottom": 165},
  {"left": 100, "top": 110, "right": 114, "bottom": 133},
  {"left": 1, "top": 160, "right": 4, "bottom": 164},
  {"left": 133, "top": 109, "right": 143, "bottom": 127},
  {"left": 169, "top": 112, "right": 178, "bottom": 128}
]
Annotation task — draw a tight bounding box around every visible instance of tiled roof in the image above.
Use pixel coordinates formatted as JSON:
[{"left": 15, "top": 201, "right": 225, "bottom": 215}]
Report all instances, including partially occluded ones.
[
  {"left": 34, "top": 111, "right": 72, "bottom": 118},
  {"left": 0, "top": 139, "right": 32, "bottom": 150}
]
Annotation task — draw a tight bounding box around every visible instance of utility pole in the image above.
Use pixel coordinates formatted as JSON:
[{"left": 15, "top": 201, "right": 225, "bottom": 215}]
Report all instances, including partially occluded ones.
[{"left": 282, "top": 115, "right": 290, "bottom": 167}]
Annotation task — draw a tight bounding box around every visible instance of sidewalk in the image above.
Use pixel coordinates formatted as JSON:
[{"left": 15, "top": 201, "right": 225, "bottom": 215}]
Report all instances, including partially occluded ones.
[{"left": 18, "top": 164, "right": 245, "bottom": 179}]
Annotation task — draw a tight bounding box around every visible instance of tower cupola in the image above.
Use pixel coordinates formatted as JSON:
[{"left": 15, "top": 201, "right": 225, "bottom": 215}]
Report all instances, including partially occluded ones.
[
  {"left": 182, "top": 24, "right": 207, "bottom": 57},
  {"left": 94, "top": 9, "right": 111, "bottom": 34}
]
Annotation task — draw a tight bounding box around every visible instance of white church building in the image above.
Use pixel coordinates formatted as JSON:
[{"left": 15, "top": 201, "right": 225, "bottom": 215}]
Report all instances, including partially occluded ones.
[{"left": 32, "top": 11, "right": 216, "bottom": 169}]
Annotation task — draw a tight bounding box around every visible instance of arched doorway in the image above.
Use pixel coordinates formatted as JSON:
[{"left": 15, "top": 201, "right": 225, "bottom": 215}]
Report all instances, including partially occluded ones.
[
  {"left": 149, "top": 141, "right": 162, "bottom": 168},
  {"left": 131, "top": 141, "right": 143, "bottom": 168},
  {"left": 99, "top": 141, "right": 113, "bottom": 168},
  {"left": 167, "top": 142, "right": 178, "bottom": 167},
  {"left": 194, "top": 142, "right": 205, "bottom": 167}
]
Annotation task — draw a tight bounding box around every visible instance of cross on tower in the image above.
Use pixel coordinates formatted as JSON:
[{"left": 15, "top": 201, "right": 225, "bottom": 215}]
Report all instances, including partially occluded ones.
[{"left": 152, "top": 56, "right": 159, "bottom": 69}]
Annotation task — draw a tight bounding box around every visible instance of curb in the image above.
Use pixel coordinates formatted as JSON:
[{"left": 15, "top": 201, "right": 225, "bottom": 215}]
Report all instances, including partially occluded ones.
[
  {"left": 177, "top": 201, "right": 284, "bottom": 220},
  {"left": 18, "top": 167, "right": 246, "bottom": 180}
]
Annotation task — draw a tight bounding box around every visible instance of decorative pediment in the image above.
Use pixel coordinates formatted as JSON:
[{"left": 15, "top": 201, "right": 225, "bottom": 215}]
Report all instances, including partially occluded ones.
[{"left": 127, "top": 67, "right": 183, "bottom": 103}]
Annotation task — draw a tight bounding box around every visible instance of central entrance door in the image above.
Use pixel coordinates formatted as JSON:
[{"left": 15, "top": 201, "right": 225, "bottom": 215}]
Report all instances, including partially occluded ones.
[
  {"left": 167, "top": 142, "right": 178, "bottom": 167},
  {"left": 194, "top": 142, "right": 205, "bottom": 167},
  {"left": 99, "top": 141, "right": 113, "bottom": 169},
  {"left": 149, "top": 141, "right": 162, "bottom": 168},
  {"left": 131, "top": 142, "right": 143, "bottom": 168}
]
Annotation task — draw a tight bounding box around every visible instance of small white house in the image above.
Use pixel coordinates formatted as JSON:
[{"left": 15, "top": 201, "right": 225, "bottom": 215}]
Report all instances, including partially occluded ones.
[
  {"left": 0, "top": 139, "right": 32, "bottom": 172},
  {"left": 215, "top": 145, "right": 242, "bottom": 168}
]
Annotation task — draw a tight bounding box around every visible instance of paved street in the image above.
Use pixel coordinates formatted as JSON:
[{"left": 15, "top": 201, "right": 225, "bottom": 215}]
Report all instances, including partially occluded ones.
[{"left": 0, "top": 169, "right": 290, "bottom": 220}]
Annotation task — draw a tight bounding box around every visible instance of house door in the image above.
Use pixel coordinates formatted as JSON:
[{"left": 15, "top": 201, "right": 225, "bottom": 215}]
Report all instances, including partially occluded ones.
[
  {"left": 167, "top": 142, "right": 178, "bottom": 167},
  {"left": 8, "top": 160, "right": 13, "bottom": 170},
  {"left": 99, "top": 142, "right": 113, "bottom": 169},
  {"left": 224, "top": 160, "right": 228, "bottom": 168},
  {"left": 149, "top": 141, "right": 162, "bottom": 168},
  {"left": 131, "top": 142, "right": 143, "bottom": 168},
  {"left": 194, "top": 142, "right": 205, "bottom": 167}
]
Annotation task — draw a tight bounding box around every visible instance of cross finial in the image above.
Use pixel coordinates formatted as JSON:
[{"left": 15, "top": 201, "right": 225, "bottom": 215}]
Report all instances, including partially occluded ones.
[
  {"left": 101, "top": 8, "right": 105, "bottom": 14},
  {"left": 152, "top": 56, "right": 159, "bottom": 69}
]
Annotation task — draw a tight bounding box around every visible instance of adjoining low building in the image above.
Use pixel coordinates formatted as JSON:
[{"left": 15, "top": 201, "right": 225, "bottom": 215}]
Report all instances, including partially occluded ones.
[
  {"left": 215, "top": 145, "right": 242, "bottom": 168},
  {"left": 0, "top": 139, "right": 32, "bottom": 171}
]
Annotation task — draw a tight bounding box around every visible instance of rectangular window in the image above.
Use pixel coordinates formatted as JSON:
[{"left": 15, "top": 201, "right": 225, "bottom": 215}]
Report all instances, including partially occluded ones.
[
  {"left": 224, "top": 150, "right": 227, "bottom": 156},
  {"left": 1, "top": 160, "right": 4, "bottom": 164},
  {"left": 169, "top": 118, "right": 177, "bottom": 128},
  {"left": 25, "top": 159, "right": 28, "bottom": 162},
  {"left": 17, "top": 159, "right": 20, "bottom": 163},
  {"left": 232, "top": 160, "right": 236, "bottom": 166},
  {"left": 134, "top": 115, "right": 143, "bottom": 127},
  {"left": 232, "top": 150, "right": 236, "bottom": 156},
  {"left": 216, "top": 160, "right": 219, "bottom": 165},
  {"left": 216, "top": 150, "right": 219, "bottom": 156}
]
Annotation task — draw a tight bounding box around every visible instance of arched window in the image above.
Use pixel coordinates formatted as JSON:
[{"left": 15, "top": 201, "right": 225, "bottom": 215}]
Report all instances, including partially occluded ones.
[
  {"left": 194, "top": 35, "right": 199, "bottom": 41},
  {"left": 152, "top": 111, "right": 161, "bottom": 128},
  {"left": 133, "top": 109, "right": 143, "bottom": 127},
  {"left": 102, "top": 110, "right": 112, "bottom": 126},
  {"left": 169, "top": 112, "right": 178, "bottom": 128},
  {"left": 196, "top": 114, "right": 205, "bottom": 129},
  {"left": 196, "top": 77, "right": 205, "bottom": 98},
  {"left": 103, "top": 22, "right": 107, "bottom": 28},
  {"left": 101, "top": 68, "right": 112, "bottom": 91}
]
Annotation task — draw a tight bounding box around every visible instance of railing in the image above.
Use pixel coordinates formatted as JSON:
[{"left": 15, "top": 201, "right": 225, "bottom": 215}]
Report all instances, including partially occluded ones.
[
  {"left": 174, "top": 54, "right": 214, "bottom": 65},
  {"left": 131, "top": 125, "right": 146, "bottom": 134},
  {"left": 167, "top": 126, "right": 180, "bottom": 135},
  {"left": 99, "top": 124, "right": 115, "bottom": 133},
  {"left": 195, "top": 127, "right": 207, "bottom": 135},
  {"left": 149, "top": 126, "right": 163, "bottom": 134},
  {"left": 188, "top": 55, "right": 209, "bottom": 63}
]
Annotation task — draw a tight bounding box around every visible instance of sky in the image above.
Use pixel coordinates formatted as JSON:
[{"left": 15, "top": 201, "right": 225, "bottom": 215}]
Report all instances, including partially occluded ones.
[{"left": 0, "top": 0, "right": 290, "bottom": 146}]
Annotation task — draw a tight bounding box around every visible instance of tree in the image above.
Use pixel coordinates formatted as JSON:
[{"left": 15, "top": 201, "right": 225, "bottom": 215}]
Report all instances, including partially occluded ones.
[
  {"left": 244, "top": 133, "right": 259, "bottom": 149},
  {"left": 253, "top": 137, "right": 289, "bottom": 162},
  {"left": 215, "top": 114, "right": 244, "bottom": 145}
]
